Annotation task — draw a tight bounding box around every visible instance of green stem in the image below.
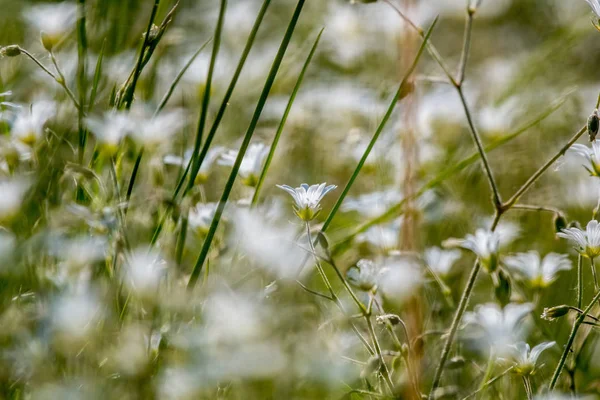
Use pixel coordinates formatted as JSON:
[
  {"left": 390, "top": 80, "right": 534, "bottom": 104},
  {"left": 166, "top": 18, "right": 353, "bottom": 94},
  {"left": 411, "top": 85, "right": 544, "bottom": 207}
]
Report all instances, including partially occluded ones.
[
  {"left": 124, "top": 147, "right": 144, "bottom": 216},
  {"left": 76, "top": 0, "right": 88, "bottom": 163},
  {"left": 459, "top": 367, "right": 513, "bottom": 400},
  {"left": 578, "top": 254, "right": 583, "bottom": 309}
]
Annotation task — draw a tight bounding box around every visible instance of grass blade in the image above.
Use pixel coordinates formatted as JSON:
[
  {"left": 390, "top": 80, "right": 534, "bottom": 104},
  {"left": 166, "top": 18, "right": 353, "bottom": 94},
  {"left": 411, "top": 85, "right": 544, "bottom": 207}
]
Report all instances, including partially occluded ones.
[
  {"left": 154, "top": 37, "right": 212, "bottom": 116},
  {"left": 320, "top": 16, "right": 439, "bottom": 234},
  {"left": 88, "top": 38, "right": 106, "bottom": 111},
  {"left": 187, "top": 0, "right": 306, "bottom": 290},
  {"left": 76, "top": 0, "right": 88, "bottom": 164},
  {"left": 251, "top": 27, "right": 323, "bottom": 206}
]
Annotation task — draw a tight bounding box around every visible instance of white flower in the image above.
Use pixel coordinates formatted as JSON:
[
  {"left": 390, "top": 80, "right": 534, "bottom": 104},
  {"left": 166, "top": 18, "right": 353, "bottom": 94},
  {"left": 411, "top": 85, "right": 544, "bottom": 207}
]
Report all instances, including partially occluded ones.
[
  {"left": 505, "top": 341, "right": 555, "bottom": 376},
  {"left": 123, "top": 248, "right": 167, "bottom": 299},
  {"left": 188, "top": 202, "right": 217, "bottom": 235},
  {"left": 346, "top": 259, "right": 383, "bottom": 292},
  {"left": 356, "top": 220, "right": 401, "bottom": 251},
  {"left": 585, "top": 0, "right": 600, "bottom": 19},
  {"left": 51, "top": 291, "right": 102, "bottom": 348},
  {"left": 504, "top": 251, "right": 572, "bottom": 288},
  {"left": 11, "top": 101, "right": 55, "bottom": 145},
  {"left": 557, "top": 220, "right": 600, "bottom": 258},
  {"left": 163, "top": 146, "right": 224, "bottom": 184},
  {"left": 219, "top": 143, "right": 268, "bottom": 186},
  {"left": 0, "top": 178, "right": 30, "bottom": 222},
  {"left": 443, "top": 229, "right": 500, "bottom": 272},
  {"left": 342, "top": 189, "right": 402, "bottom": 218},
  {"left": 570, "top": 140, "right": 600, "bottom": 176},
  {"left": 129, "top": 109, "right": 186, "bottom": 148},
  {"left": 277, "top": 183, "right": 337, "bottom": 221},
  {"left": 24, "top": 2, "right": 77, "bottom": 47},
  {"left": 464, "top": 302, "right": 534, "bottom": 354},
  {"left": 424, "top": 247, "right": 461, "bottom": 277},
  {"left": 86, "top": 111, "right": 133, "bottom": 154}
]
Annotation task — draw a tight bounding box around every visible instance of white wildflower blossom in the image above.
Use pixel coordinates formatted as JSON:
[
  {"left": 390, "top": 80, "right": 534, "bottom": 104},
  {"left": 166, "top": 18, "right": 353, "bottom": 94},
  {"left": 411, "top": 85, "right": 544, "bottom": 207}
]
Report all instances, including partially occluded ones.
[
  {"left": 51, "top": 291, "right": 102, "bottom": 348},
  {"left": 557, "top": 220, "right": 600, "bottom": 258},
  {"left": 129, "top": 109, "right": 186, "bottom": 148},
  {"left": 346, "top": 259, "right": 384, "bottom": 292},
  {"left": 123, "top": 248, "right": 167, "bottom": 300},
  {"left": 23, "top": 2, "right": 77, "bottom": 48},
  {"left": 163, "top": 146, "right": 224, "bottom": 184},
  {"left": 570, "top": 140, "right": 600, "bottom": 176},
  {"left": 504, "top": 251, "right": 572, "bottom": 288},
  {"left": 585, "top": 0, "right": 600, "bottom": 19},
  {"left": 424, "top": 247, "right": 462, "bottom": 277},
  {"left": 277, "top": 182, "right": 337, "bottom": 222},
  {"left": 86, "top": 111, "right": 133, "bottom": 154},
  {"left": 219, "top": 143, "right": 268, "bottom": 187},
  {"left": 11, "top": 101, "right": 55, "bottom": 145},
  {"left": 464, "top": 302, "right": 534, "bottom": 354},
  {"left": 443, "top": 229, "right": 500, "bottom": 272},
  {"left": 0, "top": 178, "right": 30, "bottom": 223},
  {"left": 356, "top": 220, "right": 401, "bottom": 251},
  {"left": 188, "top": 202, "right": 217, "bottom": 235},
  {"left": 505, "top": 341, "right": 555, "bottom": 376},
  {"left": 342, "top": 189, "right": 402, "bottom": 218}
]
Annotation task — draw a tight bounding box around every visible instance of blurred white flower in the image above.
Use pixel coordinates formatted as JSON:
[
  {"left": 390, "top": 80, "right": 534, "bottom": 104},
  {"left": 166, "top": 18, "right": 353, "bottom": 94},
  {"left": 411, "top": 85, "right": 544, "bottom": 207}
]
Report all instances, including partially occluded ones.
[
  {"left": 158, "top": 367, "right": 201, "bottom": 400},
  {"left": 163, "top": 146, "right": 224, "bottom": 184},
  {"left": 342, "top": 189, "right": 402, "bottom": 218},
  {"left": 277, "top": 182, "right": 337, "bottom": 222},
  {"left": 109, "top": 323, "right": 150, "bottom": 377},
  {"left": 504, "top": 251, "right": 572, "bottom": 288},
  {"left": 443, "top": 229, "right": 500, "bottom": 272},
  {"left": 123, "top": 248, "right": 167, "bottom": 299},
  {"left": 570, "top": 140, "right": 600, "bottom": 176},
  {"left": 557, "top": 220, "right": 600, "bottom": 258},
  {"left": 231, "top": 208, "right": 305, "bottom": 280},
  {"left": 356, "top": 220, "right": 401, "bottom": 251},
  {"left": 378, "top": 257, "right": 422, "bottom": 305},
  {"left": 203, "top": 292, "right": 265, "bottom": 345},
  {"left": 464, "top": 302, "right": 533, "bottom": 354},
  {"left": 346, "top": 259, "right": 383, "bottom": 292},
  {"left": 0, "top": 178, "right": 30, "bottom": 223},
  {"left": 11, "top": 101, "right": 55, "bottom": 145},
  {"left": 49, "top": 235, "right": 107, "bottom": 270},
  {"left": 129, "top": 109, "right": 186, "bottom": 148},
  {"left": 585, "top": 0, "right": 600, "bottom": 19},
  {"left": 86, "top": 111, "right": 133, "bottom": 154},
  {"left": 51, "top": 291, "right": 102, "bottom": 348},
  {"left": 188, "top": 202, "right": 217, "bottom": 235},
  {"left": 424, "top": 247, "right": 461, "bottom": 277},
  {"left": 23, "top": 2, "right": 77, "bottom": 47},
  {"left": 505, "top": 341, "right": 555, "bottom": 376},
  {"left": 219, "top": 142, "right": 268, "bottom": 187}
]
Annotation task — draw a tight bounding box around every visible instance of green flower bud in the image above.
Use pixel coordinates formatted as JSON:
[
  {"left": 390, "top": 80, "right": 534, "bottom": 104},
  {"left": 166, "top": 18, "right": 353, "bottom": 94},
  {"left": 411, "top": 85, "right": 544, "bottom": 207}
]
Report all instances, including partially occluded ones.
[
  {"left": 589, "top": 109, "right": 600, "bottom": 142},
  {"left": 493, "top": 269, "right": 511, "bottom": 307},
  {"left": 553, "top": 213, "right": 567, "bottom": 234},
  {"left": 541, "top": 305, "right": 570, "bottom": 321},
  {"left": 41, "top": 31, "right": 54, "bottom": 51},
  {"left": 0, "top": 45, "right": 21, "bottom": 57}
]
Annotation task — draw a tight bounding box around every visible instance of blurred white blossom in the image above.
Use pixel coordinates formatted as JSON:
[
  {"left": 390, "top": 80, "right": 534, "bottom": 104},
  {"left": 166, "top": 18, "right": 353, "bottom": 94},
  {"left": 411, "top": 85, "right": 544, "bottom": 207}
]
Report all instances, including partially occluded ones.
[
  {"left": 219, "top": 142, "right": 268, "bottom": 186},
  {"left": 505, "top": 341, "right": 555, "bottom": 376},
  {"left": 571, "top": 140, "right": 600, "bottom": 176},
  {"left": 86, "top": 111, "right": 133, "bottom": 154},
  {"left": 123, "top": 248, "right": 167, "bottom": 300},
  {"left": 188, "top": 202, "right": 217, "bottom": 235},
  {"left": 504, "top": 251, "right": 572, "bottom": 288},
  {"left": 424, "top": 247, "right": 461, "bottom": 277},
  {"left": 0, "top": 178, "right": 30, "bottom": 223},
  {"left": 443, "top": 229, "right": 500, "bottom": 272},
  {"left": 23, "top": 2, "right": 77, "bottom": 47},
  {"left": 558, "top": 220, "right": 600, "bottom": 258},
  {"left": 11, "top": 101, "right": 55, "bottom": 145}
]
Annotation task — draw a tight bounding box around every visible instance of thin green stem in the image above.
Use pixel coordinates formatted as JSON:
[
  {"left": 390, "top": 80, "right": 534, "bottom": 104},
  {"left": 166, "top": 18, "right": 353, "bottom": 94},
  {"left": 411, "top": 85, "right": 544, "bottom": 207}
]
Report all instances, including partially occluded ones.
[
  {"left": 550, "top": 288, "right": 600, "bottom": 389},
  {"left": 187, "top": 0, "right": 305, "bottom": 290},
  {"left": 365, "top": 314, "right": 396, "bottom": 396},
  {"left": 48, "top": 51, "right": 82, "bottom": 110},
  {"left": 124, "top": 147, "right": 144, "bottom": 216},
  {"left": 522, "top": 376, "right": 533, "bottom": 400},
  {"left": 76, "top": 0, "right": 88, "bottom": 163},
  {"left": 578, "top": 254, "right": 583, "bottom": 309},
  {"left": 460, "top": 367, "right": 513, "bottom": 400},
  {"left": 251, "top": 27, "right": 323, "bottom": 206},
  {"left": 456, "top": 9, "right": 474, "bottom": 85},
  {"left": 592, "top": 257, "right": 598, "bottom": 292},
  {"left": 509, "top": 204, "right": 563, "bottom": 215}
]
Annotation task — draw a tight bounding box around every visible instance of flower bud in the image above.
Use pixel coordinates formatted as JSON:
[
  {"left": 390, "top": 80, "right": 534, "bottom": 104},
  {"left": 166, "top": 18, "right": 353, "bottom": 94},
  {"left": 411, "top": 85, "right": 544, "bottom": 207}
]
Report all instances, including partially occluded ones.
[
  {"left": 589, "top": 109, "right": 600, "bottom": 142},
  {"left": 0, "top": 45, "right": 21, "bottom": 57},
  {"left": 376, "top": 313, "right": 401, "bottom": 326},
  {"left": 542, "top": 305, "right": 570, "bottom": 321},
  {"left": 41, "top": 31, "right": 54, "bottom": 51},
  {"left": 493, "top": 269, "right": 511, "bottom": 307},
  {"left": 446, "top": 356, "right": 466, "bottom": 370},
  {"left": 553, "top": 213, "right": 567, "bottom": 234}
]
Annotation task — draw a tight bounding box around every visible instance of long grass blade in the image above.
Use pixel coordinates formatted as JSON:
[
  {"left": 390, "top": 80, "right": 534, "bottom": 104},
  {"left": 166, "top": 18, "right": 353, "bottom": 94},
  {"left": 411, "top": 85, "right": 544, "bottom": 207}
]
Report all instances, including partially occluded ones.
[
  {"left": 88, "top": 38, "right": 106, "bottom": 111},
  {"left": 251, "top": 28, "right": 323, "bottom": 206},
  {"left": 187, "top": 0, "right": 306, "bottom": 290},
  {"left": 320, "top": 16, "right": 439, "bottom": 234}
]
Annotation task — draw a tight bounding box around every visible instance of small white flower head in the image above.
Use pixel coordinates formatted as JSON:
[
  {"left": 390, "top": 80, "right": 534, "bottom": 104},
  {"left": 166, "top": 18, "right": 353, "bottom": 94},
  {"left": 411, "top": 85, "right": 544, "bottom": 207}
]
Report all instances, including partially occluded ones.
[
  {"left": 86, "top": 111, "right": 133, "bottom": 155},
  {"left": 129, "top": 109, "right": 186, "bottom": 148},
  {"left": 188, "top": 202, "right": 217, "bottom": 235},
  {"left": 51, "top": 290, "right": 102, "bottom": 350},
  {"left": 219, "top": 143, "right": 268, "bottom": 187},
  {"left": 505, "top": 341, "right": 555, "bottom": 376},
  {"left": 50, "top": 235, "right": 107, "bottom": 270},
  {"left": 0, "top": 178, "right": 30, "bottom": 223},
  {"left": 443, "top": 229, "right": 500, "bottom": 272},
  {"left": 424, "top": 247, "right": 462, "bottom": 278},
  {"left": 378, "top": 257, "right": 422, "bottom": 305},
  {"left": 464, "top": 302, "right": 534, "bottom": 354},
  {"left": 342, "top": 189, "right": 402, "bottom": 218},
  {"left": 11, "top": 101, "right": 55, "bottom": 145},
  {"left": 277, "top": 183, "right": 337, "bottom": 221},
  {"left": 163, "top": 146, "right": 224, "bottom": 184},
  {"left": 24, "top": 2, "right": 77, "bottom": 49},
  {"left": 346, "top": 259, "right": 383, "bottom": 292},
  {"left": 356, "top": 220, "right": 401, "bottom": 251},
  {"left": 504, "top": 251, "right": 572, "bottom": 288},
  {"left": 585, "top": 0, "right": 600, "bottom": 20},
  {"left": 123, "top": 248, "right": 167, "bottom": 300},
  {"left": 557, "top": 220, "right": 600, "bottom": 258},
  {"left": 570, "top": 140, "right": 600, "bottom": 176}
]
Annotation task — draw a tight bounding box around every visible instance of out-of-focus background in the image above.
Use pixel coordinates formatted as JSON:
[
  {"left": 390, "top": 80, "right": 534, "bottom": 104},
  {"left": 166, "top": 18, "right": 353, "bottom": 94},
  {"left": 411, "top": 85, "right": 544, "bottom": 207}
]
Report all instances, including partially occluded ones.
[{"left": 1, "top": 0, "right": 600, "bottom": 398}]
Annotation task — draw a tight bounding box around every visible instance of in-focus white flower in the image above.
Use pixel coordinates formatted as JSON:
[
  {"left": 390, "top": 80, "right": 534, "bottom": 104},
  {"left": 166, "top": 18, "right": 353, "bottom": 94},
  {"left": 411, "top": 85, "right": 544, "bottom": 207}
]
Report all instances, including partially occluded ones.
[
  {"left": 424, "top": 247, "right": 461, "bottom": 278},
  {"left": 277, "top": 183, "right": 337, "bottom": 221},
  {"left": 219, "top": 143, "right": 268, "bottom": 186},
  {"left": 129, "top": 109, "right": 186, "bottom": 148},
  {"left": 123, "top": 248, "right": 167, "bottom": 300},
  {"left": 11, "top": 101, "right": 55, "bottom": 145},
  {"left": 86, "top": 111, "right": 133, "bottom": 154},
  {"left": 188, "top": 202, "right": 217, "bottom": 235},
  {"left": 443, "top": 229, "right": 500, "bottom": 272},
  {"left": 0, "top": 178, "right": 30, "bottom": 223},
  {"left": 163, "top": 146, "right": 224, "bottom": 184},
  {"left": 24, "top": 2, "right": 77, "bottom": 48},
  {"left": 570, "top": 140, "right": 600, "bottom": 176},
  {"left": 504, "top": 251, "right": 572, "bottom": 288},
  {"left": 557, "top": 220, "right": 600, "bottom": 258},
  {"left": 505, "top": 341, "right": 555, "bottom": 376},
  {"left": 464, "top": 302, "right": 533, "bottom": 354}
]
